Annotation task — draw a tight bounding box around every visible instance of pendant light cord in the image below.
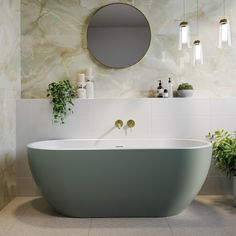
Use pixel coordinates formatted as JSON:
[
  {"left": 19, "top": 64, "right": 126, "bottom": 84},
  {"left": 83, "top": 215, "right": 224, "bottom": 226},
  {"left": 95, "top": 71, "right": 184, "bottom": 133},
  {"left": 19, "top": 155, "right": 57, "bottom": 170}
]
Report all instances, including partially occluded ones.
[
  {"left": 197, "top": 0, "right": 199, "bottom": 37},
  {"left": 184, "top": 0, "right": 186, "bottom": 21},
  {"left": 223, "top": 0, "right": 226, "bottom": 18}
]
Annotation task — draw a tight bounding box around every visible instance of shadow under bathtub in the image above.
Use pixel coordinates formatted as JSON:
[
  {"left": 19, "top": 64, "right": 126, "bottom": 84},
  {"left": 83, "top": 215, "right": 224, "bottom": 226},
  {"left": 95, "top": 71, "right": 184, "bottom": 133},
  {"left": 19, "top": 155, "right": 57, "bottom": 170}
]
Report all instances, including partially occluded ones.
[
  {"left": 14, "top": 197, "right": 90, "bottom": 229},
  {"left": 13, "top": 197, "right": 233, "bottom": 229}
]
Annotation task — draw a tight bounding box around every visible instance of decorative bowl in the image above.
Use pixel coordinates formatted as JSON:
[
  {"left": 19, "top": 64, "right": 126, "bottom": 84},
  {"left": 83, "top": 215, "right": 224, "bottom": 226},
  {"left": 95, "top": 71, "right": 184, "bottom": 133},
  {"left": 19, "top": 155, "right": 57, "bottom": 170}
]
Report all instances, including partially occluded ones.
[{"left": 177, "top": 90, "right": 194, "bottom": 97}]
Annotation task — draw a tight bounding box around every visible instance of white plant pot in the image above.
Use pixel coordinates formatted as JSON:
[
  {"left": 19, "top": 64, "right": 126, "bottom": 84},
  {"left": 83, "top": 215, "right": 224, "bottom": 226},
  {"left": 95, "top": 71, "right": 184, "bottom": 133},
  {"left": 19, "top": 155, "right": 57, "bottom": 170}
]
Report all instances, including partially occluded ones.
[
  {"left": 234, "top": 176, "right": 236, "bottom": 207},
  {"left": 177, "top": 90, "right": 194, "bottom": 97}
]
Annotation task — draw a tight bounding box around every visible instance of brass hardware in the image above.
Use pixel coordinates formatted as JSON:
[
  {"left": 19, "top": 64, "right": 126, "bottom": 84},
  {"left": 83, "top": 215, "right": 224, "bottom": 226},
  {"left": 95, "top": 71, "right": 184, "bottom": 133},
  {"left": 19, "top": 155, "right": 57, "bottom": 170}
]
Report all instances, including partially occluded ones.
[
  {"left": 115, "top": 120, "right": 123, "bottom": 129},
  {"left": 180, "top": 21, "right": 189, "bottom": 27},
  {"left": 127, "top": 120, "right": 135, "bottom": 129},
  {"left": 193, "top": 40, "right": 201, "bottom": 45},
  {"left": 219, "top": 18, "right": 228, "bottom": 25}
]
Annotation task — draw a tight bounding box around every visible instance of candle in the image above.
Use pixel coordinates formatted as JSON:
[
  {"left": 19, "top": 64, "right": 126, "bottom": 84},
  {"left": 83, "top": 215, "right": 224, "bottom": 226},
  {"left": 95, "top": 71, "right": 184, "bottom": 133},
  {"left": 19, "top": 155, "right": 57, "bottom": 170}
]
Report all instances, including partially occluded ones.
[
  {"left": 78, "top": 73, "right": 85, "bottom": 82},
  {"left": 77, "top": 88, "right": 87, "bottom": 99},
  {"left": 85, "top": 67, "right": 93, "bottom": 77}
]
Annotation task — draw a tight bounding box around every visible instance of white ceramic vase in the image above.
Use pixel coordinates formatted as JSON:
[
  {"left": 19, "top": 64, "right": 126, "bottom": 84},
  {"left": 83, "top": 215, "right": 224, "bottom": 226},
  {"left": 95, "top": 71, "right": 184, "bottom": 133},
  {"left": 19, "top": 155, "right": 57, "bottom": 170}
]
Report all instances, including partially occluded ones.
[{"left": 234, "top": 176, "right": 236, "bottom": 207}]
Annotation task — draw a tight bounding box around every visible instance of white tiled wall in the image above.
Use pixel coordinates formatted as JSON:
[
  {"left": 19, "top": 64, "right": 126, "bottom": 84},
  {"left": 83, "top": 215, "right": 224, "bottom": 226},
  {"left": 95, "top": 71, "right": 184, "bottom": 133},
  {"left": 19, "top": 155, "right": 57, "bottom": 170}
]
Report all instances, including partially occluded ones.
[{"left": 16, "top": 98, "right": 236, "bottom": 196}]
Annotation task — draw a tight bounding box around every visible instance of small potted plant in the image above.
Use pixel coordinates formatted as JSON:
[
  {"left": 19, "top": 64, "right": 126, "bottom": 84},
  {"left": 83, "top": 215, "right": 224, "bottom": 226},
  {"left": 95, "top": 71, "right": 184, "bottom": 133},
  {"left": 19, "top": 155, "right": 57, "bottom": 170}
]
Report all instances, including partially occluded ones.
[
  {"left": 207, "top": 129, "right": 236, "bottom": 207},
  {"left": 47, "top": 80, "right": 76, "bottom": 124},
  {"left": 177, "top": 83, "right": 194, "bottom": 97}
]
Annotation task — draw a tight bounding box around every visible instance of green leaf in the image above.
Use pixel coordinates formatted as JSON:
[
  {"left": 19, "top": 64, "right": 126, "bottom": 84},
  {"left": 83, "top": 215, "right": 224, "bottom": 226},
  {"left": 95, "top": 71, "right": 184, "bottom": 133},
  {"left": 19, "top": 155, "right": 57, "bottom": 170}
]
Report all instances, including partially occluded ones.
[
  {"left": 47, "top": 80, "right": 76, "bottom": 124},
  {"left": 206, "top": 129, "right": 236, "bottom": 178}
]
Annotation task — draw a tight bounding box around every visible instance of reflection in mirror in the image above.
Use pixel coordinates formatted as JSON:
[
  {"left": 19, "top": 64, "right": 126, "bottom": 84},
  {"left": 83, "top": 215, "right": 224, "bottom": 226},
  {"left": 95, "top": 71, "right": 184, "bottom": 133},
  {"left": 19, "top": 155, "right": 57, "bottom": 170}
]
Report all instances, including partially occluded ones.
[{"left": 87, "top": 3, "right": 151, "bottom": 68}]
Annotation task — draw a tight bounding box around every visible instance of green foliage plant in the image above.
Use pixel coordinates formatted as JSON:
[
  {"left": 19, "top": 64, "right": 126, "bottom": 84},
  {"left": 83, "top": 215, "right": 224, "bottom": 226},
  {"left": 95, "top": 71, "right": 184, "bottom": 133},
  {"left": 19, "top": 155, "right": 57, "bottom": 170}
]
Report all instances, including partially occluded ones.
[
  {"left": 47, "top": 80, "right": 76, "bottom": 124},
  {"left": 177, "top": 83, "right": 194, "bottom": 90},
  {"left": 207, "top": 129, "right": 236, "bottom": 178}
]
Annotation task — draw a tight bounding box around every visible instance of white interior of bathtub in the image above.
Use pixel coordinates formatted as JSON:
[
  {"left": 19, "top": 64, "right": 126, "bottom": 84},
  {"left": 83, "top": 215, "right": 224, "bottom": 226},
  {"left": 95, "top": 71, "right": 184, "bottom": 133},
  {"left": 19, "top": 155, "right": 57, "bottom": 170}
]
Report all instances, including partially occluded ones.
[{"left": 27, "top": 139, "right": 211, "bottom": 150}]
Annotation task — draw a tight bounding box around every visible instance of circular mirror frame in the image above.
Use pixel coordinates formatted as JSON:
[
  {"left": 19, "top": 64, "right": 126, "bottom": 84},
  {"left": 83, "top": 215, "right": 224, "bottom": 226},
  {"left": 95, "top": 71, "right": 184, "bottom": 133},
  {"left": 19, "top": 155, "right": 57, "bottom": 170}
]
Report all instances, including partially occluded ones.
[{"left": 86, "top": 3, "right": 152, "bottom": 69}]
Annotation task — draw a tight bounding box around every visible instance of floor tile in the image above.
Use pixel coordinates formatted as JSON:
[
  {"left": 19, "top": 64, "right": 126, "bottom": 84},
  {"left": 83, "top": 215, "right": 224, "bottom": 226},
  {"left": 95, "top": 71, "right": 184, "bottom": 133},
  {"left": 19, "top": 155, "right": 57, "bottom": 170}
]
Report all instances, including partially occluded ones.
[
  {"left": 167, "top": 195, "right": 236, "bottom": 236},
  {"left": 0, "top": 195, "right": 235, "bottom": 236},
  {"left": 89, "top": 218, "right": 172, "bottom": 236},
  {"left": 1, "top": 197, "right": 90, "bottom": 236},
  {"left": 0, "top": 197, "right": 31, "bottom": 234}
]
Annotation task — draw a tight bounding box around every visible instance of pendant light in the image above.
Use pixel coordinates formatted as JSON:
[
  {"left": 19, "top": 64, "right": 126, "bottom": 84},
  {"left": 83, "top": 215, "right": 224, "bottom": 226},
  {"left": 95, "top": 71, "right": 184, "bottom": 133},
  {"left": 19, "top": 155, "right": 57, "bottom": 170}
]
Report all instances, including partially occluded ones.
[
  {"left": 178, "top": 0, "right": 191, "bottom": 50},
  {"left": 218, "top": 0, "right": 232, "bottom": 48},
  {"left": 193, "top": 0, "right": 203, "bottom": 65}
]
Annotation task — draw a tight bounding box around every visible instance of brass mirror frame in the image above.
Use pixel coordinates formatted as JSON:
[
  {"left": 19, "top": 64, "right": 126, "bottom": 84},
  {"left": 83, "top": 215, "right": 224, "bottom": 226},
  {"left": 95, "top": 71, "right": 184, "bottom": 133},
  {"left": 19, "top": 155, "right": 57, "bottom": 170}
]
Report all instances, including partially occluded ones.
[{"left": 86, "top": 3, "right": 152, "bottom": 69}]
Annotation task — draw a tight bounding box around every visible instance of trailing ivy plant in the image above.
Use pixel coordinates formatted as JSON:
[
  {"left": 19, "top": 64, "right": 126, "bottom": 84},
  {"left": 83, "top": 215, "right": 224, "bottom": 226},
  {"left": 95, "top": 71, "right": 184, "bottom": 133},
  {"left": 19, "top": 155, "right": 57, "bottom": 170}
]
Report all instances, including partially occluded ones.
[
  {"left": 207, "top": 129, "right": 236, "bottom": 178},
  {"left": 47, "top": 80, "right": 76, "bottom": 124}
]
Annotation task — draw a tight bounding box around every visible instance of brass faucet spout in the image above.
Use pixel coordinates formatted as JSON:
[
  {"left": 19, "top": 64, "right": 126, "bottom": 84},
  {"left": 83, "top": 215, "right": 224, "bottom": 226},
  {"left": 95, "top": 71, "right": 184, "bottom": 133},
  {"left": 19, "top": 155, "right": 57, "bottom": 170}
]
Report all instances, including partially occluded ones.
[
  {"left": 115, "top": 120, "right": 123, "bottom": 129},
  {"left": 127, "top": 120, "right": 135, "bottom": 129}
]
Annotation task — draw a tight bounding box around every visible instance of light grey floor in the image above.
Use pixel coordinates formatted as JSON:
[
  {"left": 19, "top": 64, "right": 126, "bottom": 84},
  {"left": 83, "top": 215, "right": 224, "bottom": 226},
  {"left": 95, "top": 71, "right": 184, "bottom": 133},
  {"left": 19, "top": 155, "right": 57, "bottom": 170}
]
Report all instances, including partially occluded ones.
[{"left": 0, "top": 196, "right": 235, "bottom": 236}]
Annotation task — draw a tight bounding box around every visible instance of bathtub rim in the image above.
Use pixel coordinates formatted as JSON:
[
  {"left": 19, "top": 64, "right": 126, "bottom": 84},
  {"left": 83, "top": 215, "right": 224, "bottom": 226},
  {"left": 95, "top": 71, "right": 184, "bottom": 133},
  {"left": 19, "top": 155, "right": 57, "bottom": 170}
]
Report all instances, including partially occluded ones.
[{"left": 27, "top": 138, "right": 212, "bottom": 151}]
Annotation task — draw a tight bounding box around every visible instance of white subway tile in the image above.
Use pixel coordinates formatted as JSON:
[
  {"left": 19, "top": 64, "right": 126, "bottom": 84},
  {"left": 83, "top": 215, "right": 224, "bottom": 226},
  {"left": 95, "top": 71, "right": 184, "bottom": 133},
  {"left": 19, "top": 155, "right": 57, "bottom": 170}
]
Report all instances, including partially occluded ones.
[
  {"left": 210, "top": 116, "right": 236, "bottom": 133},
  {"left": 152, "top": 98, "right": 210, "bottom": 117},
  {"left": 16, "top": 178, "right": 33, "bottom": 196},
  {"left": 151, "top": 115, "right": 210, "bottom": 139},
  {"left": 200, "top": 176, "right": 232, "bottom": 195},
  {"left": 210, "top": 98, "right": 236, "bottom": 116}
]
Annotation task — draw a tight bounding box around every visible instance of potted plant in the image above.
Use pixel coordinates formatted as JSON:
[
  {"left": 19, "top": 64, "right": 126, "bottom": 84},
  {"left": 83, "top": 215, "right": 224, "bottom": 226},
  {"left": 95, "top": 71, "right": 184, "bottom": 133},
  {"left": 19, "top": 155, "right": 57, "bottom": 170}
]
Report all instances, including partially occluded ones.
[
  {"left": 177, "top": 83, "right": 194, "bottom": 97},
  {"left": 47, "top": 80, "right": 76, "bottom": 124},
  {"left": 207, "top": 129, "right": 236, "bottom": 207}
]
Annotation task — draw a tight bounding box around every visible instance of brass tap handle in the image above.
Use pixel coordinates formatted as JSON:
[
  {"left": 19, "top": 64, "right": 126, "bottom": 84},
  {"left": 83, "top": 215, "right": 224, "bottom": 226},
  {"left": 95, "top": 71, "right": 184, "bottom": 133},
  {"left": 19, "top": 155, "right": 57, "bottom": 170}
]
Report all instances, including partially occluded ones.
[
  {"left": 115, "top": 120, "right": 123, "bottom": 129},
  {"left": 127, "top": 120, "right": 135, "bottom": 129}
]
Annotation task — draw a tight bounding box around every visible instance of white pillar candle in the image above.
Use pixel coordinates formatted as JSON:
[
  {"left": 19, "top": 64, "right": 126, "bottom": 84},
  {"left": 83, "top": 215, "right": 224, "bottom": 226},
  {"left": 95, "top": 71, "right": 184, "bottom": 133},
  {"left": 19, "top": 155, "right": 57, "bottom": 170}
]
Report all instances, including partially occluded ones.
[
  {"left": 78, "top": 73, "right": 85, "bottom": 82},
  {"left": 85, "top": 67, "right": 93, "bottom": 77}
]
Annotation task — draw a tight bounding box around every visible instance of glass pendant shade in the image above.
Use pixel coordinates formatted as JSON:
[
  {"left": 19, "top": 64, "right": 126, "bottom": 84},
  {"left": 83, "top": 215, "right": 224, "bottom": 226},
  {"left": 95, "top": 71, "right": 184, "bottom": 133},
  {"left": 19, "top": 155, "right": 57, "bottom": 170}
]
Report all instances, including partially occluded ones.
[
  {"left": 178, "top": 21, "right": 191, "bottom": 50},
  {"left": 218, "top": 19, "right": 232, "bottom": 48},
  {"left": 193, "top": 40, "right": 203, "bottom": 65}
]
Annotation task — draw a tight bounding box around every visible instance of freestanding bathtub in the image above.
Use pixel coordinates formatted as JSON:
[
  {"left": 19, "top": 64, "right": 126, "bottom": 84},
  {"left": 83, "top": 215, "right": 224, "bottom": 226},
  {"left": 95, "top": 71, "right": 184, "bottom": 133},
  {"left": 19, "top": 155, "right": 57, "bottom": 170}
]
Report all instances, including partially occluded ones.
[{"left": 27, "top": 139, "right": 212, "bottom": 218}]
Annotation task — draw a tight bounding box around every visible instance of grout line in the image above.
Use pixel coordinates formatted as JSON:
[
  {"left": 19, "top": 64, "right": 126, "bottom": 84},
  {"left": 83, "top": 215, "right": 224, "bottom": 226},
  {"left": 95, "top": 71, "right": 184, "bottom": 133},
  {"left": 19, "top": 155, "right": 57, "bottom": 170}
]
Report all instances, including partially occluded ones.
[{"left": 166, "top": 217, "right": 175, "bottom": 236}]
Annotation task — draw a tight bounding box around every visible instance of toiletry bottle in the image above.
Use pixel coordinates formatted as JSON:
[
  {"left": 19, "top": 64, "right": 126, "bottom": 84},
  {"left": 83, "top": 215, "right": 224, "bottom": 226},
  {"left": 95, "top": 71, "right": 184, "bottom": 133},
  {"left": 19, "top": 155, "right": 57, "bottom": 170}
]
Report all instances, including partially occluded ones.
[
  {"left": 77, "top": 86, "right": 87, "bottom": 99},
  {"left": 77, "top": 73, "right": 87, "bottom": 99},
  {"left": 157, "top": 80, "right": 164, "bottom": 98},
  {"left": 163, "top": 89, "right": 168, "bottom": 98},
  {"left": 85, "top": 67, "right": 94, "bottom": 99},
  {"left": 86, "top": 78, "right": 94, "bottom": 99},
  {"left": 168, "top": 78, "right": 173, "bottom": 98}
]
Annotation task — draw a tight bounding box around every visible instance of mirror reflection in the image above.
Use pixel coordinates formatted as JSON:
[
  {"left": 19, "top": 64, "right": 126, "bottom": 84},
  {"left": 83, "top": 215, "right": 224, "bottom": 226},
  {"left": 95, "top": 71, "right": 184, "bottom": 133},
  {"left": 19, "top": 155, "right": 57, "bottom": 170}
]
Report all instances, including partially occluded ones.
[{"left": 87, "top": 3, "right": 151, "bottom": 68}]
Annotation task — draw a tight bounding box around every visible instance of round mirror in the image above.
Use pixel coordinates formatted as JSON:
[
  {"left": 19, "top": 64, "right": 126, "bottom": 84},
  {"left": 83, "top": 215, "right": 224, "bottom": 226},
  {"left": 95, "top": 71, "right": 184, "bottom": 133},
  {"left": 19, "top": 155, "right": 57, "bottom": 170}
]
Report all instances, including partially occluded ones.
[{"left": 87, "top": 3, "right": 151, "bottom": 68}]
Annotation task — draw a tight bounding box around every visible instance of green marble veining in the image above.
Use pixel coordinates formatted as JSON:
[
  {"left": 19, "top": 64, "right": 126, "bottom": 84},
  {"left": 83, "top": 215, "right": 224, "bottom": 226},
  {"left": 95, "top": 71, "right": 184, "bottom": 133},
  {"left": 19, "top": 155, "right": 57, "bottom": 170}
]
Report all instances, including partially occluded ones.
[
  {"left": 0, "top": 154, "right": 15, "bottom": 209},
  {"left": 0, "top": 0, "right": 20, "bottom": 210},
  {"left": 21, "top": 0, "right": 236, "bottom": 98}
]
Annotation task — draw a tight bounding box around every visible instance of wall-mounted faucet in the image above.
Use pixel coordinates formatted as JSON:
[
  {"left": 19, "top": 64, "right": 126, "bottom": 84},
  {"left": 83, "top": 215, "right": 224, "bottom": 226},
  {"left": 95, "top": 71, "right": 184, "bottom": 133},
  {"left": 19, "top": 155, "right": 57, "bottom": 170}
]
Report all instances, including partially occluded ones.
[
  {"left": 115, "top": 120, "right": 123, "bottom": 129},
  {"left": 127, "top": 120, "right": 135, "bottom": 129}
]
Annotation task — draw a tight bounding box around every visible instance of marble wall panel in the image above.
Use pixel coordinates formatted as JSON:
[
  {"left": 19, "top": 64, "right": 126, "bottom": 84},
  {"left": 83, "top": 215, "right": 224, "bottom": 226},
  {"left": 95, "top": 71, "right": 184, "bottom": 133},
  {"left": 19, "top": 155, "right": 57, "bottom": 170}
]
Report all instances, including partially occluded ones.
[
  {"left": 15, "top": 0, "right": 236, "bottom": 197},
  {"left": 21, "top": 0, "right": 236, "bottom": 98},
  {"left": 0, "top": 0, "right": 20, "bottom": 210}
]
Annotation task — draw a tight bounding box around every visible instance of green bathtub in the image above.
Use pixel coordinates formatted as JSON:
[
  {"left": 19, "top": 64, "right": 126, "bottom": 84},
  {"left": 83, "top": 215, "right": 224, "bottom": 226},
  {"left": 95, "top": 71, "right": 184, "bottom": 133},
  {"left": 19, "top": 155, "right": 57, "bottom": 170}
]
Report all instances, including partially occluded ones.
[{"left": 27, "top": 139, "right": 212, "bottom": 217}]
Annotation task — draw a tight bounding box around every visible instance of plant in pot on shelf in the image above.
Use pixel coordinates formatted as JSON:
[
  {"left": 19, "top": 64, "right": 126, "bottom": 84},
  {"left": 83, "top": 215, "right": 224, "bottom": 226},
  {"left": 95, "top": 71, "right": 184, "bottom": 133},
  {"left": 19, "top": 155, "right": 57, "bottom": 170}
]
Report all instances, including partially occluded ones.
[
  {"left": 207, "top": 129, "right": 236, "bottom": 207},
  {"left": 177, "top": 83, "right": 194, "bottom": 97},
  {"left": 47, "top": 80, "right": 76, "bottom": 124}
]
